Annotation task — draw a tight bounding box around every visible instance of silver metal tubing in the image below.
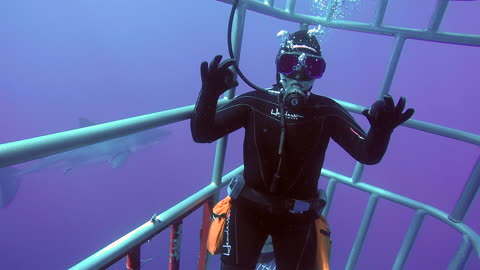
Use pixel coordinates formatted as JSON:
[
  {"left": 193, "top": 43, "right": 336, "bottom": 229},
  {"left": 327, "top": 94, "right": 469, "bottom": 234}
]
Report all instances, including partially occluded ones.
[
  {"left": 226, "top": 0, "right": 246, "bottom": 101},
  {"left": 285, "top": 0, "right": 296, "bottom": 13},
  {"left": 321, "top": 168, "right": 480, "bottom": 258},
  {"left": 332, "top": 98, "right": 480, "bottom": 146},
  {"left": 0, "top": 103, "right": 209, "bottom": 168},
  {"left": 345, "top": 194, "right": 380, "bottom": 270},
  {"left": 212, "top": 137, "right": 230, "bottom": 186},
  {"left": 216, "top": 0, "right": 480, "bottom": 47},
  {"left": 392, "top": 210, "right": 427, "bottom": 270},
  {"left": 322, "top": 178, "right": 338, "bottom": 217},
  {"left": 405, "top": 119, "right": 480, "bottom": 146},
  {"left": 378, "top": 35, "right": 406, "bottom": 99},
  {"left": 212, "top": 1, "right": 247, "bottom": 185},
  {"left": 449, "top": 155, "right": 480, "bottom": 223},
  {"left": 448, "top": 234, "right": 473, "bottom": 270},
  {"left": 69, "top": 166, "right": 244, "bottom": 270},
  {"left": 374, "top": 0, "right": 389, "bottom": 27},
  {"left": 264, "top": 0, "right": 274, "bottom": 8},
  {"left": 428, "top": 0, "right": 449, "bottom": 33},
  {"left": 352, "top": 162, "right": 365, "bottom": 184},
  {"left": 0, "top": 101, "right": 231, "bottom": 169}
]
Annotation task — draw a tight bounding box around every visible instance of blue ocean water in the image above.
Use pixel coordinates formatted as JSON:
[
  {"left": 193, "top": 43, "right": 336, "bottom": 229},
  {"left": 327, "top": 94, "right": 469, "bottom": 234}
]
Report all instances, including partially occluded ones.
[{"left": 1, "top": 0, "right": 479, "bottom": 269}]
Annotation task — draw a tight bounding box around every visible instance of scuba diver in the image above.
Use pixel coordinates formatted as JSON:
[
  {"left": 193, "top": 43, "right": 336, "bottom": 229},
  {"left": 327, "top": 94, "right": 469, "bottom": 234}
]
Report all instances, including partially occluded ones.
[{"left": 191, "top": 29, "right": 414, "bottom": 270}]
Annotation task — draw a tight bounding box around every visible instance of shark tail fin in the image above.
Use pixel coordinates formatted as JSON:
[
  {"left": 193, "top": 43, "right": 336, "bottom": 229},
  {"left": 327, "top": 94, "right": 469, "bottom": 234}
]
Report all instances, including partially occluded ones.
[{"left": 0, "top": 167, "right": 22, "bottom": 208}]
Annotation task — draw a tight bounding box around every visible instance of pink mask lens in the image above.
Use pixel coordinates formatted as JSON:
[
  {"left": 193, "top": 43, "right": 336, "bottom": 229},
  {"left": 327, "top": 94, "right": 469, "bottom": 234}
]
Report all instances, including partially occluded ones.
[
  {"left": 277, "top": 54, "right": 299, "bottom": 75},
  {"left": 278, "top": 53, "right": 325, "bottom": 79},
  {"left": 305, "top": 57, "right": 325, "bottom": 78}
]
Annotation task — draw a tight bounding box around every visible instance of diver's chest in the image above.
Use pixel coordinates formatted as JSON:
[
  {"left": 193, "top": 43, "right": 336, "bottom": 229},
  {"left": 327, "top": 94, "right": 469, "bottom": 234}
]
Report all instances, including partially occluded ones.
[{"left": 251, "top": 108, "right": 326, "bottom": 144}]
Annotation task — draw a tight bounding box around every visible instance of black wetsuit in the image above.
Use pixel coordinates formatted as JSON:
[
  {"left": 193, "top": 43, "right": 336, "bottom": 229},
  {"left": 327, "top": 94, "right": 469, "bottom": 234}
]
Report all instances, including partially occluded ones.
[{"left": 191, "top": 88, "right": 392, "bottom": 269}]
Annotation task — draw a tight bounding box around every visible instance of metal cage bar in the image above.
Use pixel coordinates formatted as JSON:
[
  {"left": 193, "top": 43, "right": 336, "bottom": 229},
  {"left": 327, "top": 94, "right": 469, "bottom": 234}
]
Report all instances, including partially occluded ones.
[
  {"left": 1, "top": 1, "right": 477, "bottom": 269},
  {"left": 125, "top": 246, "right": 141, "bottom": 270},
  {"left": 378, "top": 35, "right": 406, "bottom": 99},
  {"left": 286, "top": 0, "right": 296, "bottom": 13},
  {"left": 322, "top": 178, "right": 338, "bottom": 218},
  {"left": 197, "top": 199, "right": 214, "bottom": 270},
  {"left": 392, "top": 210, "right": 427, "bottom": 270},
  {"left": 346, "top": 194, "right": 380, "bottom": 270},
  {"left": 351, "top": 162, "right": 365, "bottom": 184},
  {"left": 2, "top": 98, "right": 477, "bottom": 171},
  {"left": 374, "top": 0, "right": 389, "bottom": 27},
  {"left": 169, "top": 221, "right": 183, "bottom": 270},
  {"left": 0, "top": 104, "right": 193, "bottom": 168},
  {"left": 216, "top": 0, "right": 480, "bottom": 46},
  {"left": 450, "top": 155, "right": 480, "bottom": 223},
  {"left": 66, "top": 164, "right": 479, "bottom": 269},
  {"left": 69, "top": 166, "right": 243, "bottom": 270},
  {"left": 0, "top": 102, "right": 234, "bottom": 169},
  {"left": 427, "top": 0, "right": 449, "bottom": 33},
  {"left": 321, "top": 168, "right": 480, "bottom": 258},
  {"left": 448, "top": 234, "right": 474, "bottom": 270},
  {"left": 211, "top": 0, "right": 247, "bottom": 187}
]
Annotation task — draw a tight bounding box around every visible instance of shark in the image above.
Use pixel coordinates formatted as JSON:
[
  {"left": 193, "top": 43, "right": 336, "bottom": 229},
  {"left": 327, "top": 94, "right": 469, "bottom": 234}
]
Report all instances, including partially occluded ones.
[{"left": 0, "top": 118, "right": 171, "bottom": 208}]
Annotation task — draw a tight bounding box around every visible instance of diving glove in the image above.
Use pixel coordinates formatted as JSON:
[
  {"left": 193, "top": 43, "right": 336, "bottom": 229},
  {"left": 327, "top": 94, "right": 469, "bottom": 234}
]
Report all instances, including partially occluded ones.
[
  {"left": 200, "top": 55, "right": 239, "bottom": 97},
  {"left": 362, "top": 95, "right": 415, "bottom": 131}
]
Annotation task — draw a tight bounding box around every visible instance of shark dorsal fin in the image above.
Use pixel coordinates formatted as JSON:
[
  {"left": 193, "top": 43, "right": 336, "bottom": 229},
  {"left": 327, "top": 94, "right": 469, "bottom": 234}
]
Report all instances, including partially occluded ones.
[
  {"left": 111, "top": 151, "right": 130, "bottom": 169},
  {"left": 79, "top": 118, "right": 96, "bottom": 128}
]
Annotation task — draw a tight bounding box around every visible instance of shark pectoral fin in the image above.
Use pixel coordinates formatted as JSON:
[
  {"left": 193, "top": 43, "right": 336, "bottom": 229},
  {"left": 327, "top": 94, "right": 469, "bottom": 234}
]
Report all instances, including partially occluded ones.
[
  {"left": 0, "top": 167, "right": 22, "bottom": 208},
  {"left": 141, "top": 258, "right": 153, "bottom": 266},
  {"left": 63, "top": 167, "right": 73, "bottom": 174},
  {"left": 111, "top": 151, "right": 130, "bottom": 169}
]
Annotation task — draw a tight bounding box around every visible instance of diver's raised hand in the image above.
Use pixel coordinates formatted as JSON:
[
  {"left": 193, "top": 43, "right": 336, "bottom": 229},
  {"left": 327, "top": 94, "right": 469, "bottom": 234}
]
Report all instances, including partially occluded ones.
[
  {"left": 200, "top": 55, "right": 239, "bottom": 97},
  {"left": 362, "top": 95, "right": 415, "bottom": 130}
]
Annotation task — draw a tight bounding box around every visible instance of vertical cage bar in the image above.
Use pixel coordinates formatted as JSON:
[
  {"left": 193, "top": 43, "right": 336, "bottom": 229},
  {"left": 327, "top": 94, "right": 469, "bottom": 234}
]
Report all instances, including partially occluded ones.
[
  {"left": 126, "top": 246, "right": 141, "bottom": 270},
  {"left": 345, "top": 194, "right": 379, "bottom": 270},
  {"left": 373, "top": 0, "right": 389, "bottom": 27},
  {"left": 212, "top": 137, "right": 229, "bottom": 186},
  {"left": 197, "top": 199, "right": 214, "bottom": 270},
  {"left": 264, "top": 0, "right": 274, "bottom": 7},
  {"left": 225, "top": 0, "right": 247, "bottom": 101},
  {"left": 448, "top": 234, "right": 473, "bottom": 270},
  {"left": 392, "top": 210, "right": 426, "bottom": 270},
  {"left": 427, "top": 0, "right": 449, "bottom": 32},
  {"left": 449, "top": 155, "right": 480, "bottom": 223},
  {"left": 169, "top": 221, "right": 183, "bottom": 270},
  {"left": 212, "top": 2, "right": 247, "bottom": 186},
  {"left": 322, "top": 178, "right": 338, "bottom": 217},
  {"left": 285, "top": 0, "right": 296, "bottom": 13},
  {"left": 378, "top": 35, "right": 406, "bottom": 99},
  {"left": 352, "top": 162, "right": 365, "bottom": 184}
]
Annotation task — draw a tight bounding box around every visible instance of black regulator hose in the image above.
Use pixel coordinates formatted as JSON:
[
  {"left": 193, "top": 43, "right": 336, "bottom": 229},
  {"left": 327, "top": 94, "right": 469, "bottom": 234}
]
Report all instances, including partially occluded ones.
[
  {"left": 227, "top": 0, "right": 268, "bottom": 92},
  {"left": 227, "top": 0, "right": 286, "bottom": 194}
]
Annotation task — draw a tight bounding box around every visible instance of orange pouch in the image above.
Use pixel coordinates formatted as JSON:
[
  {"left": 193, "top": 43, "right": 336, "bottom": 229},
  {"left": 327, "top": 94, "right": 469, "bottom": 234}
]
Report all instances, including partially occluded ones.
[
  {"left": 207, "top": 196, "right": 232, "bottom": 255},
  {"left": 315, "top": 215, "right": 332, "bottom": 270}
]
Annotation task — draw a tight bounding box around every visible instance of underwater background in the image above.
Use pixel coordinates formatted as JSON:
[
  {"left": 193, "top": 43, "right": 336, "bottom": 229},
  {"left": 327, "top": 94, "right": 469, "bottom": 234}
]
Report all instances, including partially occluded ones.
[{"left": 1, "top": 0, "right": 479, "bottom": 269}]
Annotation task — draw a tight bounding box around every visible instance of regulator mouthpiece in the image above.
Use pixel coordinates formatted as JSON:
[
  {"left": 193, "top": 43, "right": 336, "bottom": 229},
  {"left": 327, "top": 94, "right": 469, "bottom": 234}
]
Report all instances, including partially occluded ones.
[{"left": 282, "top": 85, "right": 308, "bottom": 110}]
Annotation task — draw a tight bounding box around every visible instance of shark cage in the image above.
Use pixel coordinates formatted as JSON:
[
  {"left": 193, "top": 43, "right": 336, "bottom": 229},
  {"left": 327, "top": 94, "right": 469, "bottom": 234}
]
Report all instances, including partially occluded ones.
[{"left": 0, "top": 0, "right": 479, "bottom": 269}]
